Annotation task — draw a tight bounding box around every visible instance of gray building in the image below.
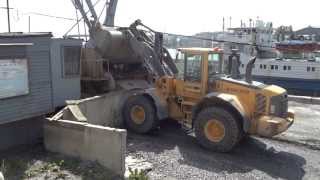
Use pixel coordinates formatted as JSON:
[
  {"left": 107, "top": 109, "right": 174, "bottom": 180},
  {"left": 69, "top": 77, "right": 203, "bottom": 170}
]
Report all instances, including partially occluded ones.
[{"left": 0, "top": 33, "right": 82, "bottom": 150}]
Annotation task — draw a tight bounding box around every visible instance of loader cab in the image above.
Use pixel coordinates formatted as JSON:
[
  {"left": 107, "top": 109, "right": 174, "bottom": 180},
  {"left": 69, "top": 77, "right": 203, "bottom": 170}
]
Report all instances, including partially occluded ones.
[{"left": 175, "top": 48, "right": 224, "bottom": 96}]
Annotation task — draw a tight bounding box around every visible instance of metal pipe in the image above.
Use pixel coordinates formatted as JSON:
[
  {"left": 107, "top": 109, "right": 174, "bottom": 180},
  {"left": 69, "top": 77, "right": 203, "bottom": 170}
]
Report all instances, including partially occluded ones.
[
  {"left": 85, "top": 0, "right": 98, "bottom": 22},
  {"left": 104, "top": 0, "right": 118, "bottom": 26},
  {"left": 73, "top": 0, "right": 92, "bottom": 30}
]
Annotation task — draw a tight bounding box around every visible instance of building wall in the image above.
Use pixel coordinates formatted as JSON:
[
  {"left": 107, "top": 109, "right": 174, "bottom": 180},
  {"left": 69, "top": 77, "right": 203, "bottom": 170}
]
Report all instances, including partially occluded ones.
[
  {"left": 0, "top": 117, "right": 43, "bottom": 151},
  {"left": 50, "top": 39, "right": 82, "bottom": 108},
  {"left": 0, "top": 36, "right": 54, "bottom": 124}
]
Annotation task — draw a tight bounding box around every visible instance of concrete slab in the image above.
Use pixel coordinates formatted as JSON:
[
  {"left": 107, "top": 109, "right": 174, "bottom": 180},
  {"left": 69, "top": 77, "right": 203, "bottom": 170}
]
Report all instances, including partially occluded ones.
[
  {"left": 62, "top": 90, "right": 129, "bottom": 127},
  {"left": 273, "top": 101, "right": 320, "bottom": 149},
  {"left": 44, "top": 119, "right": 127, "bottom": 176}
]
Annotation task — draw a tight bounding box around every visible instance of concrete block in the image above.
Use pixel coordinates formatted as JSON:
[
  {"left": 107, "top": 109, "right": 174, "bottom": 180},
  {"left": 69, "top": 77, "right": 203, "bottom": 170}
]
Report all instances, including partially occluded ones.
[
  {"left": 63, "top": 90, "right": 128, "bottom": 127},
  {"left": 0, "top": 172, "right": 3, "bottom": 180},
  {"left": 44, "top": 119, "right": 126, "bottom": 176}
]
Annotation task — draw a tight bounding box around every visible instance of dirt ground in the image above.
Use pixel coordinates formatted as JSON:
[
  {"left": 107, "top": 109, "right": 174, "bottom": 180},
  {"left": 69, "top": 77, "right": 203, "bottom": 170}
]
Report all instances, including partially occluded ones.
[
  {"left": 1, "top": 101, "right": 319, "bottom": 180},
  {"left": 0, "top": 145, "right": 120, "bottom": 180}
]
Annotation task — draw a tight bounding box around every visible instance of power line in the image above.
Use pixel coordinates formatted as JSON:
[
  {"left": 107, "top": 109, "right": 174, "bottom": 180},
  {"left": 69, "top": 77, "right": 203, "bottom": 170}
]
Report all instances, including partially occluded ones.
[
  {"left": 1, "top": 6, "right": 78, "bottom": 21},
  {"left": 25, "top": 12, "right": 77, "bottom": 21}
]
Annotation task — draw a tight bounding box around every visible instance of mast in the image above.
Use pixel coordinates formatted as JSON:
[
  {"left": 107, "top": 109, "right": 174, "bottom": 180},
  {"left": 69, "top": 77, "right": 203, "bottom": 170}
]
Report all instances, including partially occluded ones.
[{"left": 6, "top": 0, "right": 11, "bottom": 32}]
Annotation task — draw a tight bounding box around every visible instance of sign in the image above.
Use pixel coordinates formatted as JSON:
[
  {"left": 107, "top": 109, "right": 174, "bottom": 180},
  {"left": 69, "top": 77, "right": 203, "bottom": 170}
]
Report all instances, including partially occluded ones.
[{"left": 0, "top": 59, "right": 29, "bottom": 99}]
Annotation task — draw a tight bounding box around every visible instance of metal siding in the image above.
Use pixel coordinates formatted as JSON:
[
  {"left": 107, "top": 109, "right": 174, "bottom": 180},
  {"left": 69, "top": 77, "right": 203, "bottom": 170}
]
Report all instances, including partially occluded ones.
[
  {"left": 0, "top": 36, "right": 53, "bottom": 124},
  {"left": 50, "top": 39, "right": 82, "bottom": 107}
]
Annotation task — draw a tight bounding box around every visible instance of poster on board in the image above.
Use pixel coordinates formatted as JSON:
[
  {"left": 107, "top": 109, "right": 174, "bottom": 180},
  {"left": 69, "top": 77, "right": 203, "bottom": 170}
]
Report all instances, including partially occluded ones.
[{"left": 0, "top": 59, "right": 29, "bottom": 99}]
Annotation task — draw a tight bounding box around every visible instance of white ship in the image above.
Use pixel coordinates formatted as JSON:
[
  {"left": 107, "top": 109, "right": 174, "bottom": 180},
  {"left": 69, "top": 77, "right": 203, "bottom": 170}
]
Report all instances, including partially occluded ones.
[{"left": 220, "top": 20, "right": 320, "bottom": 96}]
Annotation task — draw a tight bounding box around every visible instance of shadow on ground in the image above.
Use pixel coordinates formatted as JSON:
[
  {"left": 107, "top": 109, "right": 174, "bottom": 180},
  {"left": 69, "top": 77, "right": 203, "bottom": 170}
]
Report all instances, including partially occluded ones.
[
  {"left": 0, "top": 144, "right": 119, "bottom": 180},
  {"left": 127, "top": 119, "right": 306, "bottom": 180}
]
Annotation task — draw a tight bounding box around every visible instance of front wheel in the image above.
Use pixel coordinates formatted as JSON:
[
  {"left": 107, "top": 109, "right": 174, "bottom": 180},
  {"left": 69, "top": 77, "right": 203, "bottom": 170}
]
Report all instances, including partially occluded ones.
[
  {"left": 194, "top": 107, "right": 241, "bottom": 152},
  {"left": 123, "top": 95, "right": 158, "bottom": 133}
]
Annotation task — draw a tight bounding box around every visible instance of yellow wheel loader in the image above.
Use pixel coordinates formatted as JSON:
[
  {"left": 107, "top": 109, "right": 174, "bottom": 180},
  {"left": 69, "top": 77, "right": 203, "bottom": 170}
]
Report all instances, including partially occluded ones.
[
  {"left": 122, "top": 47, "right": 294, "bottom": 152},
  {"left": 64, "top": 0, "right": 294, "bottom": 152}
]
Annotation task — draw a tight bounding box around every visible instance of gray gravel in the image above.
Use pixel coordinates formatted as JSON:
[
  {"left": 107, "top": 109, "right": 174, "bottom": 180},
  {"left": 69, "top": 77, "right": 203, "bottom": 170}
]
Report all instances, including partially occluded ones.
[{"left": 127, "top": 120, "right": 320, "bottom": 180}]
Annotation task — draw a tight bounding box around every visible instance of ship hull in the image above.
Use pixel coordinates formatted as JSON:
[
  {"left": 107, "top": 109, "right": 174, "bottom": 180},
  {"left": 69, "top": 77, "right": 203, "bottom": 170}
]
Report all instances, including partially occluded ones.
[{"left": 253, "top": 75, "right": 320, "bottom": 96}]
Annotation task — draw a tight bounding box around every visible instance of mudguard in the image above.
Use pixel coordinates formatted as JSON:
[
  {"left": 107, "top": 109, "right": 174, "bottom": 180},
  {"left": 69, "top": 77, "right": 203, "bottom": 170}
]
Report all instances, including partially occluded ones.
[{"left": 194, "top": 92, "right": 251, "bottom": 132}]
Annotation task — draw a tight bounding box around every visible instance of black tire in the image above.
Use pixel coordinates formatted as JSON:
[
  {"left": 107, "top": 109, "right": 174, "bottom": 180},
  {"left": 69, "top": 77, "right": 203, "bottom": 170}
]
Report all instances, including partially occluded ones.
[
  {"left": 194, "top": 107, "right": 241, "bottom": 152},
  {"left": 123, "top": 95, "right": 158, "bottom": 133}
]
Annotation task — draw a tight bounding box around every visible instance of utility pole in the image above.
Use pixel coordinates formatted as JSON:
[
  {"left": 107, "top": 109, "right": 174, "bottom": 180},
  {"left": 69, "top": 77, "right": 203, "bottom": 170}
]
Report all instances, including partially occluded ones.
[
  {"left": 6, "top": 0, "right": 11, "bottom": 32},
  {"left": 28, "top": 16, "right": 31, "bottom": 32}
]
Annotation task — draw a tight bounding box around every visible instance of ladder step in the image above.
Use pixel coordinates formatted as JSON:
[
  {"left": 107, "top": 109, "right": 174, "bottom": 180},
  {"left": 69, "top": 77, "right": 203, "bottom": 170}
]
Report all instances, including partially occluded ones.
[
  {"left": 181, "top": 101, "right": 196, "bottom": 106},
  {"left": 183, "top": 110, "right": 192, "bottom": 114}
]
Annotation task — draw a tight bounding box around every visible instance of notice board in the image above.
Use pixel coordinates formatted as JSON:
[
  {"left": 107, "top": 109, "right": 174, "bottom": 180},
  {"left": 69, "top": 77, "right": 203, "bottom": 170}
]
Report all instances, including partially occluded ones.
[{"left": 0, "top": 59, "right": 29, "bottom": 99}]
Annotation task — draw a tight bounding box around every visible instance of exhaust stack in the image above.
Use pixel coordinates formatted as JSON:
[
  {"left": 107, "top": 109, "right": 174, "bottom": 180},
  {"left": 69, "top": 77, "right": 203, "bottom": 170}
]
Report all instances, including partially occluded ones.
[{"left": 245, "top": 56, "right": 256, "bottom": 83}]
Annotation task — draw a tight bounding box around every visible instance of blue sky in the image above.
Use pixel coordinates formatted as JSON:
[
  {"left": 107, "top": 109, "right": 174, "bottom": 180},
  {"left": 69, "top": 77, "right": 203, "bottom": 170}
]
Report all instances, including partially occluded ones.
[{"left": 0, "top": 0, "right": 319, "bottom": 37}]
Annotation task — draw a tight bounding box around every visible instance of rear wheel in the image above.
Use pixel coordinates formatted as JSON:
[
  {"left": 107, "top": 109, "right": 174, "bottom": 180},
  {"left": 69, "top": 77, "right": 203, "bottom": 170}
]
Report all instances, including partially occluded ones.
[
  {"left": 123, "top": 95, "right": 158, "bottom": 133},
  {"left": 194, "top": 107, "right": 241, "bottom": 152}
]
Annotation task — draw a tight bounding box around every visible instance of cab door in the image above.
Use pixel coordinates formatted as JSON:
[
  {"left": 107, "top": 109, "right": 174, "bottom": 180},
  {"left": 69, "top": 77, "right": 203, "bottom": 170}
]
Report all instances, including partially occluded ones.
[{"left": 176, "top": 52, "right": 208, "bottom": 100}]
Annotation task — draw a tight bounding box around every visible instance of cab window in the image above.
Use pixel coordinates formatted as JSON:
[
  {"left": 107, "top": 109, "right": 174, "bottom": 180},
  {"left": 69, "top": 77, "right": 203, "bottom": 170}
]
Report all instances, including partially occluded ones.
[
  {"left": 175, "top": 51, "right": 185, "bottom": 79},
  {"left": 185, "top": 54, "right": 202, "bottom": 82},
  {"left": 208, "top": 53, "right": 221, "bottom": 76}
]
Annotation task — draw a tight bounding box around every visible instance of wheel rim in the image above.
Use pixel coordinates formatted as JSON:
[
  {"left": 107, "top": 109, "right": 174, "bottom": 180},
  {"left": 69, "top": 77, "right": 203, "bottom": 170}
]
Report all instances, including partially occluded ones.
[
  {"left": 204, "top": 119, "right": 225, "bottom": 142},
  {"left": 130, "top": 105, "right": 146, "bottom": 125}
]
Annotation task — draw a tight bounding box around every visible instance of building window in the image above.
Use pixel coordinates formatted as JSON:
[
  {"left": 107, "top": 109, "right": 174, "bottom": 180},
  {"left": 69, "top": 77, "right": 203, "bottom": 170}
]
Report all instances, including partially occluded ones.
[
  {"left": 275, "top": 65, "right": 278, "bottom": 70},
  {"left": 312, "top": 67, "right": 316, "bottom": 72},
  {"left": 62, "top": 46, "right": 81, "bottom": 77},
  {"left": 263, "top": 65, "right": 267, "bottom": 69},
  {"left": 271, "top": 65, "right": 274, "bottom": 70},
  {"left": 260, "top": 64, "right": 263, "bottom": 69},
  {"left": 307, "top": 67, "right": 310, "bottom": 72},
  {"left": 241, "top": 64, "right": 244, "bottom": 68},
  {"left": 288, "top": 66, "right": 291, "bottom": 70}
]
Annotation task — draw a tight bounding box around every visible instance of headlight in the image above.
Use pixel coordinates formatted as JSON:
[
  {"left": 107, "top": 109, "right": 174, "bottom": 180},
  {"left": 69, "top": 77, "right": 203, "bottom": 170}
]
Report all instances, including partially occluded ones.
[{"left": 269, "top": 93, "right": 288, "bottom": 117}]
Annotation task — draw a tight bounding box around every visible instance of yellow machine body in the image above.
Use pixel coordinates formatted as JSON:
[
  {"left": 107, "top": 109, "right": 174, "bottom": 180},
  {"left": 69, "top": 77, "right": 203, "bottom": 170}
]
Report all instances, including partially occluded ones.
[{"left": 156, "top": 48, "right": 294, "bottom": 137}]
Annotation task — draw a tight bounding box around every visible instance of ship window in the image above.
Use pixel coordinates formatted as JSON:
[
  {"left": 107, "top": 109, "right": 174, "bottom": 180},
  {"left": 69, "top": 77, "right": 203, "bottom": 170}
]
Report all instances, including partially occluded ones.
[
  {"left": 275, "top": 65, "right": 278, "bottom": 70},
  {"left": 263, "top": 65, "right": 266, "bottom": 69},
  {"left": 307, "top": 67, "right": 310, "bottom": 72},
  {"left": 241, "top": 64, "right": 244, "bottom": 68},
  {"left": 288, "top": 66, "right": 291, "bottom": 70},
  {"left": 283, "top": 66, "right": 287, "bottom": 70},
  {"left": 260, "top": 64, "right": 263, "bottom": 69},
  {"left": 312, "top": 67, "right": 316, "bottom": 72},
  {"left": 271, "top": 65, "right": 274, "bottom": 70}
]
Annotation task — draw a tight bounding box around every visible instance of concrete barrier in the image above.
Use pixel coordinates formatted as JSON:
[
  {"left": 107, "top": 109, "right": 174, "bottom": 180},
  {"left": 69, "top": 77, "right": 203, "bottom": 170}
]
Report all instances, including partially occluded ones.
[
  {"left": 61, "top": 90, "right": 130, "bottom": 127},
  {"left": 44, "top": 119, "right": 126, "bottom": 176},
  {"left": 289, "top": 95, "right": 320, "bottom": 105}
]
